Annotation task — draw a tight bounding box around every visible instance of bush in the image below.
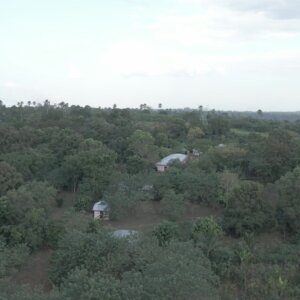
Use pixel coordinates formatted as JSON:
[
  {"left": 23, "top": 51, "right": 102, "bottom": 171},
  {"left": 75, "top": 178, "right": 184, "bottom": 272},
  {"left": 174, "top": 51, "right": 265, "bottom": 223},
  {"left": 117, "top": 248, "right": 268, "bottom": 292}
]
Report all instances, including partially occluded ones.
[{"left": 152, "top": 221, "right": 179, "bottom": 247}]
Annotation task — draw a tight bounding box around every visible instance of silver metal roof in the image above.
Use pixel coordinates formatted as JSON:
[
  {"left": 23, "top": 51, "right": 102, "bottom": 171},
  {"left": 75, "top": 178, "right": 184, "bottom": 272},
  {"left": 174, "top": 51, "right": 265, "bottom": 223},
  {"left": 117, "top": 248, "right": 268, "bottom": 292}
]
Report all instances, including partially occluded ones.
[
  {"left": 112, "top": 229, "right": 139, "bottom": 238},
  {"left": 156, "top": 153, "right": 188, "bottom": 166},
  {"left": 92, "top": 200, "right": 109, "bottom": 212}
]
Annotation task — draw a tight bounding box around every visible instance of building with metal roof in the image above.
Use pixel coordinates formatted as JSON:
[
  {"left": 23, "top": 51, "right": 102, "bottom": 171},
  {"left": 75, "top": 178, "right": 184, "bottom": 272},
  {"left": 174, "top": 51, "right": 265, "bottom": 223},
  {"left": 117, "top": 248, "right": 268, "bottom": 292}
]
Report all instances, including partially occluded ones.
[
  {"left": 155, "top": 153, "right": 188, "bottom": 172},
  {"left": 92, "top": 200, "right": 110, "bottom": 220}
]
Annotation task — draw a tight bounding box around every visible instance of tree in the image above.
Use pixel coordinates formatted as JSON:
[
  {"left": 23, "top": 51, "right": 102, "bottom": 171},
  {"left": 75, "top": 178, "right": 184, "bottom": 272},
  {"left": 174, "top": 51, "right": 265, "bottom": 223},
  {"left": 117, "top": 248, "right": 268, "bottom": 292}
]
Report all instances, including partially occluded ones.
[
  {"left": 187, "top": 126, "right": 205, "bottom": 150},
  {"left": 49, "top": 226, "right": 133, "bottom": 286},
  {"left": 187, "top": 127, "right": 204, "bottom": 140},
  {"left": 0, "top": 238, "right": 29, "bottom": 277},
  {"left": 177, "top": 168, "right": 221, "bottom": 206},
  {"left": 257, "top": 109, "right": 263, "bottom": 118},
  {"left": 0, "top": 182, "right": 57, "bottom": 249},
  {"left": 60, "top": 268, "right": 121, "bottom": 300},
  {"left": 263, "top": 129, "right": 296, "bottom": 182},
  {"left": 0, "top": 162, "right": 23, "bottom": 196},
  {"left": 160, "top": 190, "right": 186, "bottom": 221},
  {"left": 207, "top": 113, "right": 229, "bottom": 135},
  {"left": 218, "top": 170, "right": 240, "bottom": 208},
  {"left": 127, "top": 130, "right": 157, "bottom": 160},
  {"left": 122, "top": 241, "right": 220, "bottom": 300},
  {"left": 208, "top": 145, "right": 247, "bottom": 172},
  {"left": 1, "top": 147, "right": 56, "bottom": 181},
  {"left": 193, "top": 216, "right": 223, "bottom": 257},
  {"left": 152, "top": 221, "right": 178, "bottom": 247},
  {"left": 245, "top": 129, "right": 296, "bottom": 183},
  {"left": 127, "top": 130, "right": 158, "bottom": 173},
  {"left": 275, "top": 166, "right": 300, "bottom": 235},
  {"left": 62, "top": 138, "right": 116, "bottom": 193},
  {"left": 222, "top": 181, "right": 274, "bottom": 236}
]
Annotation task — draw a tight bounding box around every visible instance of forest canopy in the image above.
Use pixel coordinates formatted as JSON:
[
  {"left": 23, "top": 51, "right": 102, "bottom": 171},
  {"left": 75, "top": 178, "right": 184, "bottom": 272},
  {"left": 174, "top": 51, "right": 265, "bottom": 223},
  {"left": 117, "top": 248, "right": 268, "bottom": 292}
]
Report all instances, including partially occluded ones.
[{"left": 0, "top": 101, "right": 300, "bottom": 299}]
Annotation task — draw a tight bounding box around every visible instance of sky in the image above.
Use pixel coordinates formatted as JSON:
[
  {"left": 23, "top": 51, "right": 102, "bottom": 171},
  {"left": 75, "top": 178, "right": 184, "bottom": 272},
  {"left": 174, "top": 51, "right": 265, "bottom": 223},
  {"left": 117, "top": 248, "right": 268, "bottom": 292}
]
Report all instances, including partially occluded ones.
[{"left": 1, "top": 0, "right": 300, "bottom": 111}]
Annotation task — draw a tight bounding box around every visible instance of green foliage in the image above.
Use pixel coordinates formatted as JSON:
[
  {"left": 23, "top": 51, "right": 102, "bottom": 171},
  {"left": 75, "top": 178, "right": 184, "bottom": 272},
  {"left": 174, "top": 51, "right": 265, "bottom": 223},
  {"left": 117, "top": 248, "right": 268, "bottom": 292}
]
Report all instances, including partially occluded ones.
[
  {"left": 193, "top": 216, "right": 223, "bottom": 257},
  {"left": 74, "top": 194, "right": 92, "bottom": 211},
  {"left": 0, "top": 238, "right": 29, "bottom": 277},
  {"left": 160, "top": 190, "right": 186, "bottom": 221},
  {"left": 62, "top": 138, "right": 116, "bottom": 192},
  {"left": 259, "top": 241, "right": 300, "bottom": 265},
  {"left": 187, "top": 126, "right": 204, "bottom": 149},
  {"left": 207, "top": 113, "right": 230, "bottom": 136},
  {"left": 152, "top": 221, "right": 178, "bottom": 246},
  {"left": 244, "top": 129, "right": 298, "bottom": 183},
  {"left": 2, "top": 103, "right": 300, "bottom": 298},
  {"left": 218, "top": 170, "right": 240, "bottom": 207},
  {"left": 208, "top": 145, "right": 247, "bottom": 172},
  {"left": 106, "top": 190, "right": 140, "bottom": 221},
  {"left": 44, "top": 220, "right": 65, "bottom": 248},
  {"left": 49, "top": 226, "right": 133, "bottom": 286},
  {"left": 275, "top": 166, "right": 300, "bottom": 235},
  {"left": 241, "top": 263, "right": 299, "bottom": 300},
  {"left": 51, "top": 238, "right": 220, "bottom": 300},
  {"left": 1, "top": 147, "right": 56, "bottom": 181},
  {"left": 126, "top": 155, "right": 152, "bottom": 174},
  {"left": 0, "top": 182, "right": 57, "bottom": 249},
  {"left": 122, "top": 241, "right": 220, "bottom": 300},
  {"left": 179, "top": 168, "right": 222, "bottom": 206},
  {"left": 127, "top": 130, "right": 156, "bottom": 159},
  {"left": 0, "top": 162, "right": 23, "bottom": 196},
  {"left": 22, "top": 181, "right": 57, "bottom": 213},
  {"left": 222, "top": 181, "right": 274, "bottom": 236},
  {"left": 0, "top": 282, "right": 60, "bottom": 300},
  {"left": 60, "top": 268, "right": 121, "bottom": 300},
  {"left": 126, "top": 130, "right": 159, "bottom": 173}
]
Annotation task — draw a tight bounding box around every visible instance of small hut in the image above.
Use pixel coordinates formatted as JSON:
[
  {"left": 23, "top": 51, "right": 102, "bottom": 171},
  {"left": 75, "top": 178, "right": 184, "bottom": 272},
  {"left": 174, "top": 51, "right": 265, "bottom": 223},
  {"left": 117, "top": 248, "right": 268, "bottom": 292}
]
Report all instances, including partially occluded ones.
[
  {"left": 155, "top": 153, "right": 188, "bottom": 172},
  {"left": 92, "top": 200, "right": 109, "bottom": 220}
]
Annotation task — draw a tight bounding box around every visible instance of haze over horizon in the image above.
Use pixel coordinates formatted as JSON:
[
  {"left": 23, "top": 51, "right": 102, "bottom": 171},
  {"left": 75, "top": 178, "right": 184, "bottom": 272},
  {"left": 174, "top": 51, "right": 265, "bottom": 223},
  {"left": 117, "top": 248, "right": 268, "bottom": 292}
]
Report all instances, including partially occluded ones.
[{"left": 1, "top": 0, "right": 300, "bottom": 111}]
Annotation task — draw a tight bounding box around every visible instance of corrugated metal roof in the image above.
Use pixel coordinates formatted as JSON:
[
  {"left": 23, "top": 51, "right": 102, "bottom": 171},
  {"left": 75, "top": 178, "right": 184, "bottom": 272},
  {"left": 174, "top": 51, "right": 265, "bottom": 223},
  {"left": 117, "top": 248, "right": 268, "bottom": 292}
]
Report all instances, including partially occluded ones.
[
  {"left": 92, "top": 200, "right": 109, "bottom": 211},
  {"left": 156, "top": 153, "right": 188, "bottom": 166},
  {"left": 112, "top": 229, "right": 139, "bottom": 238}
]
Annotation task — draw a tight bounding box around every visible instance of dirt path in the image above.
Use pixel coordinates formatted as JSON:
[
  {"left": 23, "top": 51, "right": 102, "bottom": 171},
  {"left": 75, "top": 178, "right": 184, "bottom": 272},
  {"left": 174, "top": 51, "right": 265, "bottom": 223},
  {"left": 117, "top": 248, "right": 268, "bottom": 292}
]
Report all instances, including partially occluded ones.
[
  {"left": 9, "top": 192, "right": 75, "bottom": 292},
  {"left": 10, "top": 249, "right": 53, "bottom": 292}
]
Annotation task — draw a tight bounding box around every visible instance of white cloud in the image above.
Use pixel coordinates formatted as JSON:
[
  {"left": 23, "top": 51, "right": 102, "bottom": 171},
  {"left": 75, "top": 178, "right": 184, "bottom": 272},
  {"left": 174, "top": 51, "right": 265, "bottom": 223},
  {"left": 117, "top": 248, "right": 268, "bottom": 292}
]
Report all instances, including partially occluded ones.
[
  {"left": 217, "top": 0, "right": 300, "bottom": 19},
  {"left": 180, "top": 0, "right": 300, "bottom": 19},
  {"left": 151, "top": 3, "right": 300, "bottom": 48},
  {"left": 66, "top": 64, "right": 82, "bottom": 79},
  {"left": 99, "top": 35, "right": 300, "bottom": 79},
  {"left": 3, "top": 81, "right": 21, "bottom": 89}
]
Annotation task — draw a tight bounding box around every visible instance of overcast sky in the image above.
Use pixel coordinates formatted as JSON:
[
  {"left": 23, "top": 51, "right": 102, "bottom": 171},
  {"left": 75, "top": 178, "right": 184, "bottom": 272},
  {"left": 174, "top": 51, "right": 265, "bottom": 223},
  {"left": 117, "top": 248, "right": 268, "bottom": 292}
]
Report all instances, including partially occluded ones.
[{"left": 1, "top": 0, "right": 300, "bottom": 111}]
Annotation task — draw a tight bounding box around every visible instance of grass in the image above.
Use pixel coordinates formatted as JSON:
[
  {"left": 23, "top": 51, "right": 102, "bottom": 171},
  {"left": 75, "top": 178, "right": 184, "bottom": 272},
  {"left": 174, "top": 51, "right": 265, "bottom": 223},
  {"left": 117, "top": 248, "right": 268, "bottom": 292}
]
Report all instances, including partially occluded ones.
[{"left": 230, "top": 128, "right": 268, "bottom": 138}]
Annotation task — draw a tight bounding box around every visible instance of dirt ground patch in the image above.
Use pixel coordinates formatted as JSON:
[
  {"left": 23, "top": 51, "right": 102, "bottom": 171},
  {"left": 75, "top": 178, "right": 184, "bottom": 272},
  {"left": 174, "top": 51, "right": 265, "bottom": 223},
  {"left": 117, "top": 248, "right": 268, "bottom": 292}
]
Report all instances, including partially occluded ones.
[
  {"left": 51, "top": 191, "right": 75, "bottom": 220},
  {"left": 10, "top": 249, "right": 52, "bottom": 292},
  {"left": 109, "top": 201, "right": 221, "bottom": 233}
]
